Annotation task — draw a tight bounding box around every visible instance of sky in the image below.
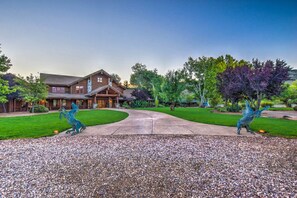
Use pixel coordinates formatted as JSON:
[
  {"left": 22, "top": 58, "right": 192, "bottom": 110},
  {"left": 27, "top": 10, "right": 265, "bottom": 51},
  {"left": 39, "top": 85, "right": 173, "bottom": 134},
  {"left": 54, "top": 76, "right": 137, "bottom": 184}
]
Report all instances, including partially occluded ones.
[{"left": 0, "top": 0, "right": 296, "bottom": 82}]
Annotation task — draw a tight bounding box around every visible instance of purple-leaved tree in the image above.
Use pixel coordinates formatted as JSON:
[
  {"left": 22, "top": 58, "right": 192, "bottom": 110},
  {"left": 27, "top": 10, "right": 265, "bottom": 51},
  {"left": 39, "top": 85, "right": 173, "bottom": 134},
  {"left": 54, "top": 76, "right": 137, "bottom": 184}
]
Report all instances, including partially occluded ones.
[{"left": 217, "top": 59, "right": 290, "bottom": 110}]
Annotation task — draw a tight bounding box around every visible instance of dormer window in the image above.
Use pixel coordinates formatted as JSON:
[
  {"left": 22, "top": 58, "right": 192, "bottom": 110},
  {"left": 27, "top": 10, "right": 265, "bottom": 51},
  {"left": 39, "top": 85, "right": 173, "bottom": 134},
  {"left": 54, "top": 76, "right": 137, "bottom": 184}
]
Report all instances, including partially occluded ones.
[{"left": 97, "top": 77, "right": 103, "bottom": 82}]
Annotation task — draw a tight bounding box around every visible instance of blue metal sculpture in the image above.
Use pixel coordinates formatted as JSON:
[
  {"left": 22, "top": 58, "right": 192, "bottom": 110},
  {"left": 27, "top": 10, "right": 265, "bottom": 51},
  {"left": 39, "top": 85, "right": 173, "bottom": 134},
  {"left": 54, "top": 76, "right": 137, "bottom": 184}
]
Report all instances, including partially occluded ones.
[
  {"left": 59, "top": 102, "right": 86, "bottom": 135},
  {"left": 237, "top": 101, "right": 269, "bottom": 135}
]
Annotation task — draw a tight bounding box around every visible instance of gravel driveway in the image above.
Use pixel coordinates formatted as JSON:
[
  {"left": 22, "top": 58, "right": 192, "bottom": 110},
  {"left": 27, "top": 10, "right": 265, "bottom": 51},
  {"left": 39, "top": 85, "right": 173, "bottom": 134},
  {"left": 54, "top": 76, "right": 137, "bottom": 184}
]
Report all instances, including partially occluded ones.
[{"left": 1, "top": 135, "right": 296, "bottom": 197}]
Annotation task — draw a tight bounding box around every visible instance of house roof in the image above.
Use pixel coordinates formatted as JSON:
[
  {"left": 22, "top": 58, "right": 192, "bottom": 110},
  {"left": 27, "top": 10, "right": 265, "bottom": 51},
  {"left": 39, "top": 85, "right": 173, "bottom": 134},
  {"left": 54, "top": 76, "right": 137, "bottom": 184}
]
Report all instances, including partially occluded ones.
[
  {"left": 122, "top": 89, "right": 136, "bottom": 99},
  {"left": 41, "top": 69, "right": 125, "bottom": 89},
  {"left": 40, "top": 73, "right": 82, "bottom": 86},
  {"left": 47, "top": 93, "right": 90, "bottom": 100},
  {"left": 87, "top": 84, "right": 123, "bottom": 96},
  {"left": 68, "top": 69, "right": 110, "bottom": 86}
]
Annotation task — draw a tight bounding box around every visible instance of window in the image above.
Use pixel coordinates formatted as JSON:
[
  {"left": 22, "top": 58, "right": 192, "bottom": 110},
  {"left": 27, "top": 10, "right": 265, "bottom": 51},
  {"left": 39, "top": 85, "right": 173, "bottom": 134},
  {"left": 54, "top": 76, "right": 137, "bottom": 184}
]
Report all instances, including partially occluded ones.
[
  {"left": 76, "top": 86, "right": 84, "bottom": 94},
  {"left": 97, "top": 77, "right": 103, "bottom": 82},
  {"left": 52, "top": 87, "right": 65, "bottom": 93}
]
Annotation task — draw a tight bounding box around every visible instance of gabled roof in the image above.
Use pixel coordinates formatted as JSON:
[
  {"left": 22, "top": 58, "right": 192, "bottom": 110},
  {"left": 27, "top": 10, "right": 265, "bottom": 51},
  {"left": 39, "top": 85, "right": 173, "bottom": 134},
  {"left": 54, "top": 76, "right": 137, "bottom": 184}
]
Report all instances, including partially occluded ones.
[
  {"left": 41, "top": 69, "right": 126, "bottom": 89},
  {"left": 40, "top": 73, "right": 82, "bottom": 86},
  {"left": 87, "top": 84, "right": 123, "bottom": 96},
  {"left": 122, "top": 89, "right": 136, "bottom": 99},
  {"left": 69, "top": 69, "right": 112, "bottom": 86}
]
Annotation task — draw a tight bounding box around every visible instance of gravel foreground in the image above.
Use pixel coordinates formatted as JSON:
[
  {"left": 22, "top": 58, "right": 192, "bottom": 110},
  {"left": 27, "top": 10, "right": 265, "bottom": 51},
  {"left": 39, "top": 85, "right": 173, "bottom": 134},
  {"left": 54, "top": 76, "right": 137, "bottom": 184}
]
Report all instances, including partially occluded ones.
[{"left": 0, "top": 135, "right": 296, "bottom": 197}]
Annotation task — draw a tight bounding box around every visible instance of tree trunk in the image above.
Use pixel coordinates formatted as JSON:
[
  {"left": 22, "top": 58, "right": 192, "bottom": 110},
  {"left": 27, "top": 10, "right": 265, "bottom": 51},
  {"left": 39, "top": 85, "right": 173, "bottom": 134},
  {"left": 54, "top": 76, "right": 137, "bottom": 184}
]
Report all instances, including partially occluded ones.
[
  {"left": 32, "top": 102, "right": 35, "bottom": 113},
  {"left": 2, "top": 103, "right": 7, "bottom": 113},
  {"left": 170, "top": 102, "right": 175, "bottom": 111},
  {"left": 256, "top": 93, "right": 262, "bottom": 111}
]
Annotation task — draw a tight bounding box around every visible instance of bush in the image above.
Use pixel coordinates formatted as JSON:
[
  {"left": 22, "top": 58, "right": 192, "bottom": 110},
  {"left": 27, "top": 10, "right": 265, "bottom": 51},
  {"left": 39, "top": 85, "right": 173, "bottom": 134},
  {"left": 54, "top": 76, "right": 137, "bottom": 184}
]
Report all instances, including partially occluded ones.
[
  {"left": 155, "top": 99, "right": 159, "bottom": 107},
  {"left": 158, "top": 104, "right": 165, "bottom": 108},
  {"left": 122, "top": 101, "right": 130, "bottom": 108},
  {"left": 30, "top": 105, "right": 49, "bottom": 113},
  {"left": 226, "top": 104, "right": 241, "bottom": 112},
  {"left": 130, "top": 100, "right": 149, "bottom": 108},
  {"left": 215, "top": 107, "right": 227, "bottom": 112},
  {"left": 261, "top": 101, "right": 274, "bottom": 108},
  {"left": 294, "top": 106, "right": 297, "bottom": 111}
]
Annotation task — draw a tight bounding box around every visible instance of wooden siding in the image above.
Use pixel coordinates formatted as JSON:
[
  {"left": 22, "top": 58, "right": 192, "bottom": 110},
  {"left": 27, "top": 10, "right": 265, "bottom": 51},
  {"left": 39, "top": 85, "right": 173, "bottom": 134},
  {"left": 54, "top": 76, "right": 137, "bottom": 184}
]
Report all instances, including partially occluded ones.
[
  {"left": 91, "top": 73, "right": 109, "bottom": 91},
  {"left": 70, "top": 79, "right": 88, "bottom": 94}
]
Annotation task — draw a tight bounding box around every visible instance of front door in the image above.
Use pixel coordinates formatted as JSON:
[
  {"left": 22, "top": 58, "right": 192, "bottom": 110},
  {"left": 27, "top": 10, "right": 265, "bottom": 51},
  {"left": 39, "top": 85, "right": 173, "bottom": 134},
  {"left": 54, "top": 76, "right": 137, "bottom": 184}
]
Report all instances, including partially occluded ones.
[
  {"left": 108, "top": 98, "right": 113, "bottom": 108},
  {"left": 97, "top": 100, "right": 106, "bottom": 108}
]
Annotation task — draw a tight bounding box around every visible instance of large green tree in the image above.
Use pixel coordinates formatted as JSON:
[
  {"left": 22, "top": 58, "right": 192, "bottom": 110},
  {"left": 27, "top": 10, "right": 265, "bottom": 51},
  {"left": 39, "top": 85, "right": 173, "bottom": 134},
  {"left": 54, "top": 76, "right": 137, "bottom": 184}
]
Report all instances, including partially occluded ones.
[
  {"left": 16, "top": 74, "right": 48, "bottom": 113},
  {"left": 183, "top": 55, "right": 247, "bottom": 107},
  {"left": 130, "top": 63, "right": 164, "bottom": 107},
  {"left": 279, "top": 80, "right": 297, "bottom": 107},
  {"left": 0, "top": 46, "right": 15, "bottom": 112},
  {"left": 162, "top": 69, "right": 185, "bottom": 110}
]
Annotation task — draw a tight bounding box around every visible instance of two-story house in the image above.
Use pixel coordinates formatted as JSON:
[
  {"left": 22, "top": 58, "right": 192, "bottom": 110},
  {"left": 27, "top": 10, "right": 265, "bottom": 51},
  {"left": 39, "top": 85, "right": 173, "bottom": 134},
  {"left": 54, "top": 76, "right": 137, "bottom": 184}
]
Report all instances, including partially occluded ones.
[{"left": 41, "top": 69, "right": 125, "bottom": 110}]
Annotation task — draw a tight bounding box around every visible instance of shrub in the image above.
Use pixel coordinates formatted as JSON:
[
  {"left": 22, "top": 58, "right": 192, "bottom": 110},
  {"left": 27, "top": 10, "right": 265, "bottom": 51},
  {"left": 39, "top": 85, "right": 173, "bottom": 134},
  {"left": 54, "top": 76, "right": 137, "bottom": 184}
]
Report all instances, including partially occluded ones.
[
  {"left": 215, "top": 107, "right": 227, "bottom": 112},
  {"left": 122, "top": 101, "right": 130, "bottom": 108},
  {"left": 226, "top": 104, "right": 241, "bottom": 112},
  {"left": 293, "top": 106, "right": 297, "bottom": 111},
  {"left": 30, "top": 105, "right": 49, "bottom": 113},
  {"left": 155, "top": 99, "right": 159, "bottom": 107},
  {"left": 130, "top": 100, "right": 149, "bottom": 108},
  {"left": 261, "top": 101, "right": 274, "bottom": 108}
]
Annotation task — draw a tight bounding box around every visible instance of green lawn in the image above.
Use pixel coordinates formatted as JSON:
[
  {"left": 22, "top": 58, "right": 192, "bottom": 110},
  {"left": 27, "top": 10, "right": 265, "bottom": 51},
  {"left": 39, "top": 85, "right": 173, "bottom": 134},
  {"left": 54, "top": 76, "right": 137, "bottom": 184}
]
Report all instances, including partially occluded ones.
[
  {"left": 269, "top": 107, "right": 294, "bottom": 111},
  {"left": 139, "top": 107, "right": 297, "bottom": 138},
  {"left": 0, "top": 110, "right": 128, "bottom": 139}
]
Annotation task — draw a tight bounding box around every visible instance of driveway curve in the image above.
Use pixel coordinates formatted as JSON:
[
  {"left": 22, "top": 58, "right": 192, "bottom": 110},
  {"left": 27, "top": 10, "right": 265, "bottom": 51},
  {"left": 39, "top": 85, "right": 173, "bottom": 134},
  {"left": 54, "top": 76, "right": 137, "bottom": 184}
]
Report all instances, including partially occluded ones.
[{"left": 58, "top": 109, "right": 258, "bottom": 137}]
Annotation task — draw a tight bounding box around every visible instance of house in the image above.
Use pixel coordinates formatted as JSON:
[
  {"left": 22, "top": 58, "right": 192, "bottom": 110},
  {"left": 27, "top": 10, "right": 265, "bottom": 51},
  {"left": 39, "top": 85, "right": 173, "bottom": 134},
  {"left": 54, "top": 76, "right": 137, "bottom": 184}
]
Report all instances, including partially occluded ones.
[
  {"left": 41, "top": 69, "right": 125, "bottom": 110},
  {"left": 0, "top": 73, "right": 25, "bottom": 113}
]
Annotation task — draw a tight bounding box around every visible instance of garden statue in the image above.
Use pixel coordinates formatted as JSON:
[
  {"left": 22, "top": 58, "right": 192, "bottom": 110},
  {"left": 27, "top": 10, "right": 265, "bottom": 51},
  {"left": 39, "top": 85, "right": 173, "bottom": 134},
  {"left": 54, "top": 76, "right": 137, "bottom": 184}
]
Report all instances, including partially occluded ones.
[
  {"left": 59, "top": 102, "right": 86, "bottom": 135},
  {"left": 237, "top": 100, "right": 269, "bottom": 135}
]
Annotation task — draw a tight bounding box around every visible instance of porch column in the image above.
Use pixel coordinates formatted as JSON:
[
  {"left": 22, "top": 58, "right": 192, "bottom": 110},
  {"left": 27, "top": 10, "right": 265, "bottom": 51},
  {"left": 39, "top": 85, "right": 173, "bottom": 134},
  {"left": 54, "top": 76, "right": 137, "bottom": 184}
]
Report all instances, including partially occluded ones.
[
  {"left": 94, "top": 95, "right": 96, "bottom": 104},
  {"left": 116, "top": 94, "right": 119, "bottom": 108},
  {"left": 94, "top": 95, "right": 97, "bottom": 108}
]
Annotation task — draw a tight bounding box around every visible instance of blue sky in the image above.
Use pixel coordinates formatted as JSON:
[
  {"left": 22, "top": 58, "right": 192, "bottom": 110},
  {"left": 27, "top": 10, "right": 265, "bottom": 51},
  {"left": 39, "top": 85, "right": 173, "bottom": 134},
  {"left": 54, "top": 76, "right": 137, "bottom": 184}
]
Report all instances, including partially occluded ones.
[{"left": 0, "top": 0, "right": 296, "bottom": 81}]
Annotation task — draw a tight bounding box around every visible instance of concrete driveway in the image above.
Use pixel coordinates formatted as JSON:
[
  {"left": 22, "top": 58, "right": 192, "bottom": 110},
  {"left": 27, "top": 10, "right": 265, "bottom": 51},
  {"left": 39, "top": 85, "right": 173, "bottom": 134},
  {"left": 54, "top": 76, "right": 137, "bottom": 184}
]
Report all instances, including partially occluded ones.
[{"left": 58, "top": 109, "right": 258, "bottom": 137}]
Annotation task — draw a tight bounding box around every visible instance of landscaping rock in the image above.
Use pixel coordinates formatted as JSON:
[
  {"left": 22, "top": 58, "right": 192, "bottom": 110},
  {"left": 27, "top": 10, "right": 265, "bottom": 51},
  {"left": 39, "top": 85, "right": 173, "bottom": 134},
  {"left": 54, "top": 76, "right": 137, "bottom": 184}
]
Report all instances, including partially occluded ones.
[{"left": 0, "top": 135, "right": 296, "bottom": 197}]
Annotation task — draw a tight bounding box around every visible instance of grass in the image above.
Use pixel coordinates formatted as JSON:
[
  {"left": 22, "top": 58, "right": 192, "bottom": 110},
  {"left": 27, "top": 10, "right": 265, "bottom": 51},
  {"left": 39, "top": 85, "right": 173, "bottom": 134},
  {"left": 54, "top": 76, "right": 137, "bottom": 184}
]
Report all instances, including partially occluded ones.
[
  {"left": 269, "top": 107, "right": 294, "bottom": 111},
  {"left": 0, "top": 110, "right": 128, "bottom": 140},
  {"left": 138, "top": 107, "right": 297, "bottom": 138}
]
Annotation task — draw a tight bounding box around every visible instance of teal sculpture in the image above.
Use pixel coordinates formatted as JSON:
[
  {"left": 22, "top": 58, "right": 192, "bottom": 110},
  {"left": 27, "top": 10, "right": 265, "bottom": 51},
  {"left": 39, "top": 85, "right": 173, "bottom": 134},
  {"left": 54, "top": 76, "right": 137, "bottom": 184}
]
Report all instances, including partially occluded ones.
[
  {"left": 59, "top": 102, "right": 86, "bottom": 135},
  {"left": 237, "top": 101, "right": 269, "bottom": 135}
]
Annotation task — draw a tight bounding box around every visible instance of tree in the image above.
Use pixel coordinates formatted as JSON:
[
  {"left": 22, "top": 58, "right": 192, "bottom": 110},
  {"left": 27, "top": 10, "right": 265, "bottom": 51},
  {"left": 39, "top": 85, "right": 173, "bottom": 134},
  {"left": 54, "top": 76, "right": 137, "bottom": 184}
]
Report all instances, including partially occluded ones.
[
  {"left": 16, "top": 74, "right": 48, "bottom": 113},
  {"left": 0, "top": 46, "right": 15, "bottom": 112},
  {"left": 217, "top": 65, "right": 252, "bottom": 109},
  {"left": 183, "top": 55, "right": 248, "bottom": 107},
  {"left": 217, "top": 59, "right": 291, "bottom": 110},
  {"left": 130, "top": 63, "right": 164, "bottom": 107},
  {"left": 110, "top": 73, "right": 121, "bottom": 83},
  {"left": 279, "top": 80, "right": 297, "bottom": 107},
  {"left": 123, "top": 80, "right": 129, "bottom": 88},
  {"left": 162, "top": 69, "right": 185, "bottom": 110},
  {"left": 0, "top": 45, "right": 12, "bottom": 73}
]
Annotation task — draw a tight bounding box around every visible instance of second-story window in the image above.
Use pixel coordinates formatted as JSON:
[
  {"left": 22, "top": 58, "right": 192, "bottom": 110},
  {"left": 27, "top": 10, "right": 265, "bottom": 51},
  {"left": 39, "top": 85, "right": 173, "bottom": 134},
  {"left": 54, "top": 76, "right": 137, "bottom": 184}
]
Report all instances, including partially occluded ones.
[
  {"left": 52, "top": 87, "right": 65, "bottom": 93},
  {"left": 97, "top": 77, "right": 103, "bottom": 82},
  {"left": 76, "top": 86, "right": 84, "bottom": 94}
]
